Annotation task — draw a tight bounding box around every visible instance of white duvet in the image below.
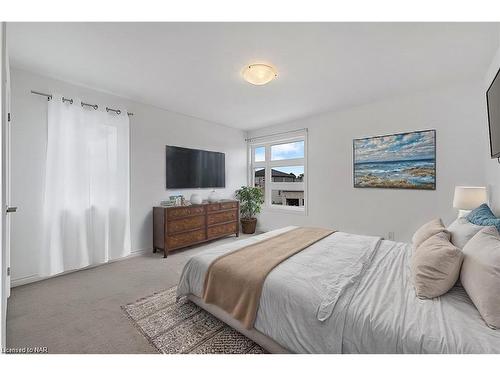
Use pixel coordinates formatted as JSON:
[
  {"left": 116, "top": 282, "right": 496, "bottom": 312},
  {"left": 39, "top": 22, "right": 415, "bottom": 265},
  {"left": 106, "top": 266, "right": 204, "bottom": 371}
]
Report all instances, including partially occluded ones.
[{"left": 177, "top": 226, "right": 500, "bottom": 353}]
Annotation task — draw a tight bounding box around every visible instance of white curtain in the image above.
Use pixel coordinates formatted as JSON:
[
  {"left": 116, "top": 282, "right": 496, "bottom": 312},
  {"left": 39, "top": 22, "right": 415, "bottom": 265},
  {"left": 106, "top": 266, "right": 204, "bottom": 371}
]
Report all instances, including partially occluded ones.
[{"left": 41, "top": 95, "right": 130, "bottom": 276}]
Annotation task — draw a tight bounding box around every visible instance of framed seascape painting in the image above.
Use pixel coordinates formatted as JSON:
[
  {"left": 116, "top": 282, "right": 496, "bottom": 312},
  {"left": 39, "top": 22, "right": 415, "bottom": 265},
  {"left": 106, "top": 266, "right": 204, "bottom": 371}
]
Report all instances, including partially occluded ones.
[{"left": 353, "top": 129, "right": 436, "bottom": 190}]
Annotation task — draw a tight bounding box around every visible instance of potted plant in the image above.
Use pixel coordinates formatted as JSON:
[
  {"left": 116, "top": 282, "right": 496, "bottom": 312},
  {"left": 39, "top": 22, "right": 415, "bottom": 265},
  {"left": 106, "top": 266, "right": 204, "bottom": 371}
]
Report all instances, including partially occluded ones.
[{"left": 235, "top": 186, "right": 265, "bottom": 234}]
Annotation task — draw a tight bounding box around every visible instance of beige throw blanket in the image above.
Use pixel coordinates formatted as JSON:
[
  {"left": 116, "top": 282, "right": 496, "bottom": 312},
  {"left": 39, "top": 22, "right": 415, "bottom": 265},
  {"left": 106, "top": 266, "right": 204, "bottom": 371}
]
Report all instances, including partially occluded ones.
[{"left": 202, "top": 227, "right": 335, "bottom": 329}]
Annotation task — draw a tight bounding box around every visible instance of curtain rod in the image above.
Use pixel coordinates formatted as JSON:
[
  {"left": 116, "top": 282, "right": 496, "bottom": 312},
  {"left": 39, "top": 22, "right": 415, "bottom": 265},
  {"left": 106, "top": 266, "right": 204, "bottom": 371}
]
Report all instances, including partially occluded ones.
[
  {"left": 30, "top": 90, "right": 134, "bottom": 116},
  {"left": 245, "top": 128, "right": 308, "bottom": 142}
]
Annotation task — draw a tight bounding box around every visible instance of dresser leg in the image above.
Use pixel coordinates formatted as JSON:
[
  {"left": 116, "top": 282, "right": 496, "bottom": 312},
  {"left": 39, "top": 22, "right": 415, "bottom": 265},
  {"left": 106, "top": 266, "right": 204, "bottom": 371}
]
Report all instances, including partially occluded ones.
[
  {"left": 153, "top": 248, "right": 157, "bottom": 253},
  {"left": 163, "top": 250, "right": 168, "bottom": 258}
]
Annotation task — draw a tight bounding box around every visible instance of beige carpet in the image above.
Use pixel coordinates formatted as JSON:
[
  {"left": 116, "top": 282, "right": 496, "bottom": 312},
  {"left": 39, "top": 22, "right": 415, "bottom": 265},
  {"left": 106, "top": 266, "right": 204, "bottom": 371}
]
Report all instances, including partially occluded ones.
[
  {"left": 122, "top": 286, "right": 265, "bottom": 354},
  {"left": 7, "top": 233, "right": 260, "bottom": 353}
]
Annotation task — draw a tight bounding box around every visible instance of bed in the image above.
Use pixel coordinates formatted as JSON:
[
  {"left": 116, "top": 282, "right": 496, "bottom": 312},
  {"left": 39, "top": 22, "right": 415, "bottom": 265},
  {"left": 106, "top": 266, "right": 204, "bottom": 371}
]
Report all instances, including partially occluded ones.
[{"left": 177, "top": 226, "right": 500, "bottom": 353}]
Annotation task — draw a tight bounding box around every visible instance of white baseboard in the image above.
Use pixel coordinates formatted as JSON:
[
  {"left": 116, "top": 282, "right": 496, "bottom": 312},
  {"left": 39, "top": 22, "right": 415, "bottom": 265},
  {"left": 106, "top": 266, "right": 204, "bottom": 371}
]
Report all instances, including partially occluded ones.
[
  {"left": 11, "top": 248, "right": 150, "bottom": 288},
  {"left": 11, "top": 274, "right": 40, "bottom": 287}
]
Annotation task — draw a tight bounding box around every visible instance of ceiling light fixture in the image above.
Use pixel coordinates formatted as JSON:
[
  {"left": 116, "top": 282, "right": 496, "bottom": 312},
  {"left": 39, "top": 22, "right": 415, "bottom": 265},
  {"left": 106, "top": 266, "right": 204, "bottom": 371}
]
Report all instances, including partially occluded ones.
[{"left": 242, "top": 64, "right": 278, "bottom": 86}]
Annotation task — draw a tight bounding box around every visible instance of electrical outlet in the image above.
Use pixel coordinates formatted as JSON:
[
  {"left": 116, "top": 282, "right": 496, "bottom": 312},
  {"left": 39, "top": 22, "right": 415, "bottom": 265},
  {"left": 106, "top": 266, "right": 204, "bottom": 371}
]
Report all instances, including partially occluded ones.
[{"left": 388, "top": 232, "right": 395, "bottom": 241}]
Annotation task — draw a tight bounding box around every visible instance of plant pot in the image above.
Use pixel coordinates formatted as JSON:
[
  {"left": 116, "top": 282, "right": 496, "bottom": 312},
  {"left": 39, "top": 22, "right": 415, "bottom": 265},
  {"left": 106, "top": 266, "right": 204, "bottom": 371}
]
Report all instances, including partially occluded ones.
[{"left": 240, "top": 218, "right": 257, "bottom": 234}]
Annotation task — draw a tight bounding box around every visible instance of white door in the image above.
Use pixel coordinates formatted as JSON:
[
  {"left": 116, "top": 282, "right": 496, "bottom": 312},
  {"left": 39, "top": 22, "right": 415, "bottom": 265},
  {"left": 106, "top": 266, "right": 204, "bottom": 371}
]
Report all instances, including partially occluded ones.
[
  {"left": 1, "top": 21, "right": 12, "bottom": 349},
  {"left": 2, "top": 24, "right": 12, "bottom": 296},
  {"left": 0, "top": 21, "right": 6, "bottom": 348}
]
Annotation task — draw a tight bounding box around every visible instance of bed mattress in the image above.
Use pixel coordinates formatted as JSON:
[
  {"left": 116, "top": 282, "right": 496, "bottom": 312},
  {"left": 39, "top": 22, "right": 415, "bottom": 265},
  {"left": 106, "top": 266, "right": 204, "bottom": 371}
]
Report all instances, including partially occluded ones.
[{"left": 177, "top": 226, "right": 500, "bottom": 353}]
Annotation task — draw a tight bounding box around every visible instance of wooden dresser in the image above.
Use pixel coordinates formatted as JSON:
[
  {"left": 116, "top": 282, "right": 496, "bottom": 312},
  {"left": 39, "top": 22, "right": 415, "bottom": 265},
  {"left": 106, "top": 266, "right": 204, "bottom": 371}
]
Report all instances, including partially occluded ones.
[{"left": 153, "top": 200, "right": 239, "bottom": 258}]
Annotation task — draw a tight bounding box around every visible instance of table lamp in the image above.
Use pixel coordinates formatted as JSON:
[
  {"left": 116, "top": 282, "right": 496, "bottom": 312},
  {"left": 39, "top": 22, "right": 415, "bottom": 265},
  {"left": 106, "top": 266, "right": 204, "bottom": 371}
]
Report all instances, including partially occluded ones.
[{"left": 453, "top": 186, "right": 487, "bottom": 218}]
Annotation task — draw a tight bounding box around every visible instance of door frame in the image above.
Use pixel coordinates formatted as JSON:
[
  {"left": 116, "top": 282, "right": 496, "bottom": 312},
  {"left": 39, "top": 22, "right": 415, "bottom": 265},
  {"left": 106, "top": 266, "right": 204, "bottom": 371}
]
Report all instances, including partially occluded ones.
[{"left": 1, "top": 21, "right": 9, "bottom": 350}]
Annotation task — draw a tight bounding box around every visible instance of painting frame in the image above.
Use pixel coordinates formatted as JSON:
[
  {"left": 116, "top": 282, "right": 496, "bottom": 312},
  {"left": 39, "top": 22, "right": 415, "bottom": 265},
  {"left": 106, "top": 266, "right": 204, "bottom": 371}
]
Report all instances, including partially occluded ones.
[{"left": 353, "top": 129, "right": 436, "bottom": 190}]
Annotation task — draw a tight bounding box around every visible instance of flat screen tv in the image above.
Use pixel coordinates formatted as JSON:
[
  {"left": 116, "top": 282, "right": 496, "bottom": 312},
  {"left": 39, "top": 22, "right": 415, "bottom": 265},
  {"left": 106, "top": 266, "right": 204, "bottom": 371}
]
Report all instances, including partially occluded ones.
[
  {"left": 166, "top": 146, "right": 225, "bottom": 189},
  {"left": 487, "top": 67, "right": 500, "bottom": 159}
]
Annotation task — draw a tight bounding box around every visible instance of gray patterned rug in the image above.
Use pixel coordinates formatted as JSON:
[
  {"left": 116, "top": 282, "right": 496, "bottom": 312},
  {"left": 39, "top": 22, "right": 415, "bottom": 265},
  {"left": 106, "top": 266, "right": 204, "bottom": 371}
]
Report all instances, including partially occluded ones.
[{"left": 122, "top": 286, "right": 266, "bottom": 354}]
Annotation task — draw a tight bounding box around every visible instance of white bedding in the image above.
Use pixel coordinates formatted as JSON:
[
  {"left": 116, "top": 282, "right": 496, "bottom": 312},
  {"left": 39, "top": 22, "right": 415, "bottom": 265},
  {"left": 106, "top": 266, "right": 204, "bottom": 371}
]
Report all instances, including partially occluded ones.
[{"left": 177, "top": 226, "right": 500, "bottom": 353}]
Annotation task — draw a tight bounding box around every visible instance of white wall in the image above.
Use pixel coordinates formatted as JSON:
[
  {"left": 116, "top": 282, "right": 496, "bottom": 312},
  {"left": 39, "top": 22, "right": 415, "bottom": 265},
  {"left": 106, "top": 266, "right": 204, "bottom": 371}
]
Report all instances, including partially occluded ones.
[
  {"left": 10, "top": 68, "right": 247, "bottom": 285},
  {"left": 484, "top": 29, "right": 500, "bottom": 214},
  {"left": 248, "top": 81, "right": 489, "bottom": 241}
]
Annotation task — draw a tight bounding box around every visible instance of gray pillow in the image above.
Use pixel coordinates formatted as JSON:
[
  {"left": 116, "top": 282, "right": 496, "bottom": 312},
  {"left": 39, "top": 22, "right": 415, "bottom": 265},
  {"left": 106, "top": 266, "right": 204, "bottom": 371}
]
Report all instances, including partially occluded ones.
[
  {"left": 411, "top": 231, "right": 463, "bottom": 299},
  {"left": 412, "top": 218, "right": 447, "bottom": 250},
  {"left": 447, "top": 217, "right": 483, "bottom": 249},
  {"left": 461, "top": 226, "right": 500, "bottom": 329}
]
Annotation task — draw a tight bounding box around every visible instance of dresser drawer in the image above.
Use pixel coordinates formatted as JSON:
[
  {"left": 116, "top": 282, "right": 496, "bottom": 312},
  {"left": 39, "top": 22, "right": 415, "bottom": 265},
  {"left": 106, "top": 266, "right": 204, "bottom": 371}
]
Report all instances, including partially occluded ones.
[
  {"left": 166, "top": 229, "right": 206, "bottom": 249},
  {"left": 207, "top": 203, "right": 221, "bottom": 212},
  {"left": 221, "top": 202, "right": 238, "bottom": 210},
  {"left": 167, "top": 206, "right": 205, "bottom": 219},
  {"left": 167, "top": 215, "right": 205, "bottom": 234},
  {"left": 207, "top": 222, "right": 237, "bottom": 239},
  {"left": 207, "top": 201, "right": 238, "bottom": 212},
  {"left": 207, "top": 210, "right": 237, "bottom": 225}
]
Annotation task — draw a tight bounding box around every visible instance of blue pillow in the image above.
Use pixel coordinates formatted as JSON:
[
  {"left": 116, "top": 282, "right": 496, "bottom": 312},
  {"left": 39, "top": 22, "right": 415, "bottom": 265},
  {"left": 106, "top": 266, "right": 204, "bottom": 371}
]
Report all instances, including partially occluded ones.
[{"left": 466, "top": 203, "right": 500, "bottom": 232}]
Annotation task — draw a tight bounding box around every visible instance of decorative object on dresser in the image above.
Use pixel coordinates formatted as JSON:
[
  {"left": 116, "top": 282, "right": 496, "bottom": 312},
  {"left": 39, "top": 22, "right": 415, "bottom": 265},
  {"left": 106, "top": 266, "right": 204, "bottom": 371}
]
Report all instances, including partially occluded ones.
[
  {"left": 153, "top": 200, "right": 239, "bottom": 258},
  {"left": 235, "top": 186, "right": 265, "bottom": 234},
  {"left": 208, "top": 190, "right": 220, "bottom": 203},
  {"left": 190, "top": 193, "right": 202, "bottom": 204}
]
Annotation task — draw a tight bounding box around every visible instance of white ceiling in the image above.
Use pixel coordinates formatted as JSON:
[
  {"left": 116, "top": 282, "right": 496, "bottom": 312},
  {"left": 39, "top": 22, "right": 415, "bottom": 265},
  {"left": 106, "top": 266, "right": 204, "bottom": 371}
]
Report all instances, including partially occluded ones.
[{"left": 7, "top": 22, "right": 500, "bottom": 130}]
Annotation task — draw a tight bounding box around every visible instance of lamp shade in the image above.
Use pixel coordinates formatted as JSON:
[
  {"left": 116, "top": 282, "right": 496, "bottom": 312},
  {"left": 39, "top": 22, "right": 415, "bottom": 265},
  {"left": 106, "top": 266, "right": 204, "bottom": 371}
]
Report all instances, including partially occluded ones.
[{"left": 453, "top": 186, "right": 488, "bottom": 210}]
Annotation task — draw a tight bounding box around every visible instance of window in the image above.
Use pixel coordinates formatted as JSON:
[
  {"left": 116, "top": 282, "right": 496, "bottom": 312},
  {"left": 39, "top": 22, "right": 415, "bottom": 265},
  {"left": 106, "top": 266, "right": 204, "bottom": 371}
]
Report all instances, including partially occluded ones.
[
  {"left": 249, "top": 132, "right": 307, "bottom": 213},
  {"left": 254, "top": 167, "right": 265, "bottom": 197},
  {"left": 271, "top": 141, "right": 304, "bottom": 160},
  {"left": 254, "top": 146, "right": 265, "bottom": 162}
]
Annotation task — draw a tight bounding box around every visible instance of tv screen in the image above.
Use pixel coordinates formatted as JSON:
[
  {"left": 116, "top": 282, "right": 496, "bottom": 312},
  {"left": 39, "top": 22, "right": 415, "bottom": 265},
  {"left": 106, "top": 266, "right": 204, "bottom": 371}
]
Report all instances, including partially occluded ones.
[
  {"left": 166, "top": 146, "right": 225, "bottom": 189},
  {"left": 487, "top": 67, "right": 500, "bottom": 158}
]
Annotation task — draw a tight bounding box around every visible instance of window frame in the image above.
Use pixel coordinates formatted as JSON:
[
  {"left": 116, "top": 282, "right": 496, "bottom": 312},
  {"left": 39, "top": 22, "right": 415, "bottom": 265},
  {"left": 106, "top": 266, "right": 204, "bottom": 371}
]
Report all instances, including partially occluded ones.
[{"left": 248, "top": 132, "right": 308, "bottom": 215}]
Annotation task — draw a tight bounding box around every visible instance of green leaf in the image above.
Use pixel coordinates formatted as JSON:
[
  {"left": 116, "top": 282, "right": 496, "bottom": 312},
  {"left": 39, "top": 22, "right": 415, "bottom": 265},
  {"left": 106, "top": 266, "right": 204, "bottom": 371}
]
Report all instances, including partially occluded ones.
[{"left": 235, "top": 186, "right": 264, "bottom": 219}]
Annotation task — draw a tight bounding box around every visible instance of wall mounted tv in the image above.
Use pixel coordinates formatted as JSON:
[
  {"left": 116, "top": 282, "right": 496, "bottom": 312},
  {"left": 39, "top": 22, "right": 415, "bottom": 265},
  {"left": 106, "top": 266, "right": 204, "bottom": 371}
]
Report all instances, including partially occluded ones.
[
  {"left": 487, "top": 67, "right": 500, "bottom": 159},
  {"left": 166, "top": 146, "right": 225, "bottom": 189}
]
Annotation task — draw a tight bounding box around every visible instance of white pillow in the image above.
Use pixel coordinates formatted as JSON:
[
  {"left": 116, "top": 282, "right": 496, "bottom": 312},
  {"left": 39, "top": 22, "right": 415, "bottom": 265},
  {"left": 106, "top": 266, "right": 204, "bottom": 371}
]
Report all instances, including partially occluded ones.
[
  {"left": 412, "top": 218, "right": 447, "bottom": 250},
  {"left": 461, "top": 226, "right": 500, "bottom": 329},
  {"left": 447, "top": 217, "right": 483, "bottom": 249},
  {"left": 411, "top": 231, "right": 463, "bottom": 299}
]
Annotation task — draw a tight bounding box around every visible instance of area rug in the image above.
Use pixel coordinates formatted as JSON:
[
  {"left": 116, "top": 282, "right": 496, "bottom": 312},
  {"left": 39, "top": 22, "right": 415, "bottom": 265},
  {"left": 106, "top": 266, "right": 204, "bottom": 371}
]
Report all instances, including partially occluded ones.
[{"left": 122, "top": 286, "right": 266, "bottom": 354}]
